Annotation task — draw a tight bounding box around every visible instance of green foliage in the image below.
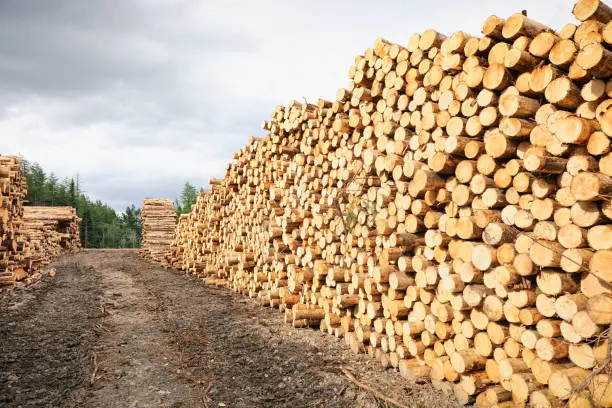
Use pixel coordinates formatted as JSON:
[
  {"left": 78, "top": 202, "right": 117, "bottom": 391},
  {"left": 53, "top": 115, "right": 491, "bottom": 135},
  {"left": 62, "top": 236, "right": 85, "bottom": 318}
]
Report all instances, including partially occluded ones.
[
  {"left": 343, "top": 201, "right": 359, "bottom": 230},
  {"left": 21, "top": 160, "right": 142, "bottom": 248},
  {"left": 175, "top": 182, "right": 201, "bottom": 216},
  {"left": 367, "top": 200, "right": 378, "bottom": 218},
  {"left": 342, "top": 197, "right": 377, "bottom": 233}
]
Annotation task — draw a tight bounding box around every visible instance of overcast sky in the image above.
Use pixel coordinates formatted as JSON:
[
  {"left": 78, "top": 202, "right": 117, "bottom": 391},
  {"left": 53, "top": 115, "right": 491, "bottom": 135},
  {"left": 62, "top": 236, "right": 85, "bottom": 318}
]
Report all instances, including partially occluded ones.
[{"left": 1, "top": 0, "right": 575, "bottom": 211}]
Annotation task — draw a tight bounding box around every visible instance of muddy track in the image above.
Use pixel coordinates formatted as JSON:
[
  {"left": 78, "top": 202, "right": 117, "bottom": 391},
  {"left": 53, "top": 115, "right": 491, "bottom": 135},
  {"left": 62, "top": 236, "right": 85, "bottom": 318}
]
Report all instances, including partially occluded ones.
[
  {"left": 0, "top": 256, "right": 101, "bottom": 407},
  {"left": 0, "top": 250, "right": 458, "bottom": 408}
]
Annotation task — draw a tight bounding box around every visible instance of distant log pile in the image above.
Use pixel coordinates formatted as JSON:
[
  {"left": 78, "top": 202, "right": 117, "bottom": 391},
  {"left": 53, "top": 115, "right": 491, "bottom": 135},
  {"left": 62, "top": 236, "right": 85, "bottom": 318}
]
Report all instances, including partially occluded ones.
[
  {"left": 140, "top": 198, "right": 176, "bottom": 265},
  {"left": 0, "top": 156, "right": 82, "bottom": 289},
  {"left": 22, "top": 206, "right": 82, "bottom": 269},
  {"left": 169, "top": 0, "right": 611, "bottom": 406}
]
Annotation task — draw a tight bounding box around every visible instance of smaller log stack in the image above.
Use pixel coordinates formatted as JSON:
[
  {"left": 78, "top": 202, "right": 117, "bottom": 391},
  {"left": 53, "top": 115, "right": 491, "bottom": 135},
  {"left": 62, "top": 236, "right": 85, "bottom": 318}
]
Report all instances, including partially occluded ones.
[
  {"left": 0, "top": 158, "right": 82, "bottom": 290},
  {"left": 140, "top": 198, "right": 176, "bottom": 266},
  {"left": 22, "top": 206, "right": 82, "bottom": 269},
  {"left": 0, "top": 156, "right": 29, "bottom": 286}
]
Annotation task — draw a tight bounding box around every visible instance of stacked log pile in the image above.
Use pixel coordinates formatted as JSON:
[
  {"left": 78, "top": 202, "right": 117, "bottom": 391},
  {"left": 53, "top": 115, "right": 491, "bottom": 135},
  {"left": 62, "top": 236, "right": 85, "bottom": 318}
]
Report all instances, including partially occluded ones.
[
  {"left": 0, "top": 156, "right": 83, "bottom": 289},
  {"left": 170, "top": 0, "right": 612, "bottom": 406},
  {"left": 22, "top": 206, "right": 82, "bottom": 269},
  {"left": 0, "top": 156, "right": 29, "bottom": 286},
  {"left": 140, "top": 198, "right": 176, "bottom": 265}
]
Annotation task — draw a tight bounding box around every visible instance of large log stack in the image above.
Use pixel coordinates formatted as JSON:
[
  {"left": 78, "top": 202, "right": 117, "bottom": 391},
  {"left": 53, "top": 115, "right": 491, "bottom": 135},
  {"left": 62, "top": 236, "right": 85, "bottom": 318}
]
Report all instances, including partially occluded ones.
[
  {"left": 22, "top": 206, "right": 82, "bottom": 269},
  {"left": 170, "top": 1, "right": 612, "bottom": 406},
  {"left": 140, "top": 198, "right": 176, "bottom": 265}
]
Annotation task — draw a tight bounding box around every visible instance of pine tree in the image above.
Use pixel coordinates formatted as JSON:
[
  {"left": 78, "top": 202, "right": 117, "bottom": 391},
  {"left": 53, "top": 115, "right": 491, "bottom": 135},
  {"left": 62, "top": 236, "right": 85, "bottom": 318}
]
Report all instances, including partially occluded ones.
[{"left": 176, "top": 182, "right": 199, "bottom": 215}]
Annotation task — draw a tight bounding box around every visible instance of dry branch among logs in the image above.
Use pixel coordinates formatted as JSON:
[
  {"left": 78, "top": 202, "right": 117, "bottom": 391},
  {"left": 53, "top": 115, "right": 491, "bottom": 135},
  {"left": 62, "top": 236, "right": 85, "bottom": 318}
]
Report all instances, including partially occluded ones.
[
  {"left": 169, "top": 1, "right": 612, "bottom": 406},
  {"left": 140, "top": 198, "right": 176, "bottom": 266}
]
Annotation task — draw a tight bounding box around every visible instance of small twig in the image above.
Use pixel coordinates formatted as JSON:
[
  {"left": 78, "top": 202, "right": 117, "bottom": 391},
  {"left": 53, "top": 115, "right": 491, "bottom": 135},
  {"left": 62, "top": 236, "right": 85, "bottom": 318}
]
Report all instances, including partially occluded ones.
[
  {"left": 94, "top": 323, "right": 111, "bottom": 334},
  {"left": 339, "top": 366, "right": 410, "bottom": 408},
  {"left": 90, "top": 352, "right": 99, "bottom": 386},
  {"left": 201, "top": 382, "right": 214, "bottom": 408}
]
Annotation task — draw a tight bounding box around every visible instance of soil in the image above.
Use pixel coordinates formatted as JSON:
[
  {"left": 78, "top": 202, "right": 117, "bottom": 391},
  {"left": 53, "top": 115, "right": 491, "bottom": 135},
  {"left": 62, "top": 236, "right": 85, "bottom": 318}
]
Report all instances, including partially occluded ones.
[{"left": 0, "top": 249, "right": 459, "bottom": 408}]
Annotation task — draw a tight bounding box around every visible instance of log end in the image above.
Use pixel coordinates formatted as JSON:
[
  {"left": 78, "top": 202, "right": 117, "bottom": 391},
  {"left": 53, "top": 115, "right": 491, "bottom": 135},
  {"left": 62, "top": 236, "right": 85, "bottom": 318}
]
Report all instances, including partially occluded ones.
[{"left": 571, "top": 172, "right": 602, "bottom": 200}]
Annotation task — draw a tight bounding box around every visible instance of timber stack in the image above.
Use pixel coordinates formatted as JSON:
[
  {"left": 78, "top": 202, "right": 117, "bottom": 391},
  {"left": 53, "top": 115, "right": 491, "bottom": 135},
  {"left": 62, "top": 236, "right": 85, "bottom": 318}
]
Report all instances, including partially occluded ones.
[
  {"left": 22, "top": 206, "right": 82, "bottom": 269},
  {"left": 0, "top": 156, "right": 83, "bottom": 289},
  {"left": 0, "top": 156, "right": 30, "bottom": 286},
  {"left": 170, "top": 0, "right": 612, "bottom": 406},
  {"left": 140, "top": 198, "right": 176, "bottom": 265}
]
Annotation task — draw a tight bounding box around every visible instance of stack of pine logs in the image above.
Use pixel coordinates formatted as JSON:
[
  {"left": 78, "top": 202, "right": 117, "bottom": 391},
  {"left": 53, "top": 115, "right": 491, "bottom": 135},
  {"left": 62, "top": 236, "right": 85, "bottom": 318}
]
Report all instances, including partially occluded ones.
[
  {"left": 140, "top": 198, "right": 176, "bottom": 265},
  {"left": 0, "top": 156, "right": 83, "bottom": 289},
  {"left": 22, "top": 206, "right": 82, "bottom": 269},
  {"left": 170, "top": 0, "right": 612, "bottom": 406},
  {"left": 0, "top": 156, "right": 29, "bottom": 286}
]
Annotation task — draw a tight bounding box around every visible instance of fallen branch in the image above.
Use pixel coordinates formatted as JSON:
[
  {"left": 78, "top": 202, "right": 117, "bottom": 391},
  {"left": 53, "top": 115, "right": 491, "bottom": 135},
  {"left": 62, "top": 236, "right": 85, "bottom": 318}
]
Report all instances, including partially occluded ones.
[
  {"left": 339, "top": 366, "right": 411, "bottom": 408},
  {"left": 570, "top": 324, "right": 612, "bottom": 400}
]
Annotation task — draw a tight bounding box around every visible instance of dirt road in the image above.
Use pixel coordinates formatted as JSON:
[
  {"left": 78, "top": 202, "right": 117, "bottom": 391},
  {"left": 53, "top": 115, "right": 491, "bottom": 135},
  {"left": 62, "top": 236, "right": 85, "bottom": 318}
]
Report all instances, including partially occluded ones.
[{"left": 0, "top": 250, "right": 458, "bottom": 408}]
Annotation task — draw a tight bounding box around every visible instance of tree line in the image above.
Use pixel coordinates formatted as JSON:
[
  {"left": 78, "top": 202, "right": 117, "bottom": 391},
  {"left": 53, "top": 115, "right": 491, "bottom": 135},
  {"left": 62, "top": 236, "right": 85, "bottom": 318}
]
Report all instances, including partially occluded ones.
[
  {"left": 23, "top": 161, "right": 141, "bottom": 248},
  {"left": 21, "top": 160, "right": 203, "bottom": 248}
]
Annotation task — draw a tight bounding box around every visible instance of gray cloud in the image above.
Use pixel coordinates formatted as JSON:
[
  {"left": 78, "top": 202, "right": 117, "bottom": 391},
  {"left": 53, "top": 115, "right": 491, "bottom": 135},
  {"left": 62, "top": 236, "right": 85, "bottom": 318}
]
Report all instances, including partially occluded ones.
[{"left": 0, "top": 0, "right": 575, "bottom": 211}]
